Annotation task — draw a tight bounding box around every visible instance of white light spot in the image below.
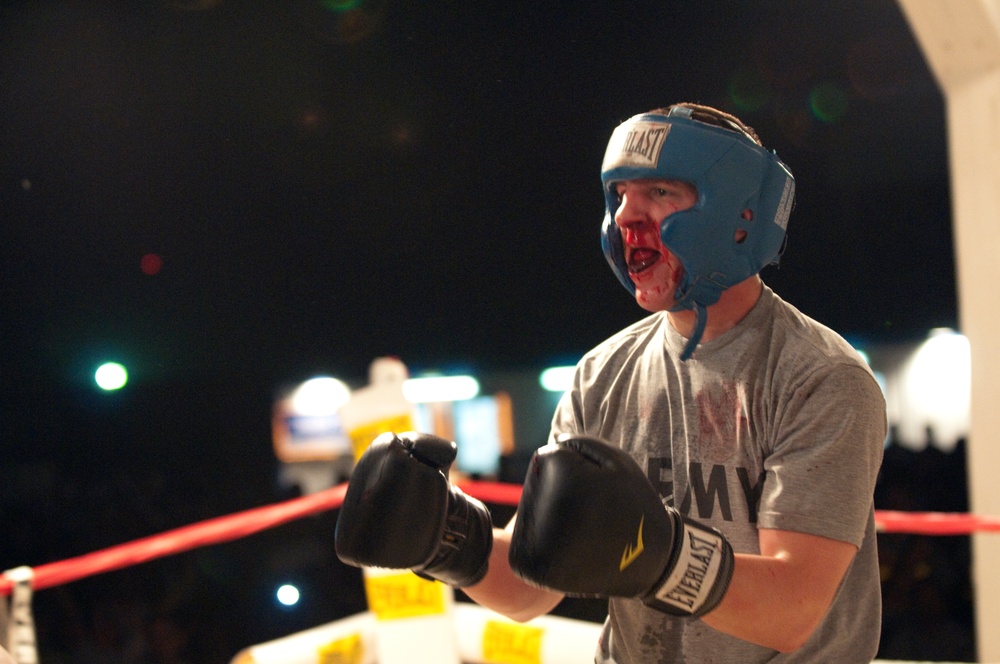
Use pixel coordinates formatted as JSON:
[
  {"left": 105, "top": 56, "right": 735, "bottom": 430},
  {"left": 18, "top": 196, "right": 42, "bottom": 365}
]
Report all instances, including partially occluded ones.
[{"left": 276, "top": 584, "right": 300, "bottom": 606}]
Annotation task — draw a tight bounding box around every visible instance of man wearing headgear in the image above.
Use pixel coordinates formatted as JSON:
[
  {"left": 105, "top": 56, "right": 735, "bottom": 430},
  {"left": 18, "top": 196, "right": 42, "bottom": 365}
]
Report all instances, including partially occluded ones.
[{"left": 334, "top": 104, "right": 886, "bottom": 662}]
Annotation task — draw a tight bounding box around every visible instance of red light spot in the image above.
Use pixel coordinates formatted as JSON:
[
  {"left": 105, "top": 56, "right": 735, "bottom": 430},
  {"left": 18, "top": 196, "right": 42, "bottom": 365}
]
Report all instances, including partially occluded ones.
[{"left": 141, "top": 253, "right": 163, "bottom": 275}]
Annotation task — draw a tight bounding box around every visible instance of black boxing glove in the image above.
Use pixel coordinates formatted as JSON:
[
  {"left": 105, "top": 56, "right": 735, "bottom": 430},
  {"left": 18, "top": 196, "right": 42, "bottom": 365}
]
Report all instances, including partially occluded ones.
[
  {"left": 509, "top": 434, "right": 734, "bottom": 617},
  {"left": 334, "top": 431, "right": 493, "bottom": 588}
]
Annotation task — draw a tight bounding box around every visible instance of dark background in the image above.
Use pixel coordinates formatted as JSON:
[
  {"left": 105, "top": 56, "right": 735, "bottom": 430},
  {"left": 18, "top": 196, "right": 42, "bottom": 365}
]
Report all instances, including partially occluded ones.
[{"left": 0, "top": 1, "right": 970, "bottom": 661}]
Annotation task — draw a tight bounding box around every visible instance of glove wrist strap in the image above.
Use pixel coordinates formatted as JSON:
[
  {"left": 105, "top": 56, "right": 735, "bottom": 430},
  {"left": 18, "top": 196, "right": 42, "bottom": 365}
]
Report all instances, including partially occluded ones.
[
  {"left": 647, "top": 516, "right": 734, "bottom": 618},
  {"left": 419, "top": 488, "right": 494, "bottom": 588}
]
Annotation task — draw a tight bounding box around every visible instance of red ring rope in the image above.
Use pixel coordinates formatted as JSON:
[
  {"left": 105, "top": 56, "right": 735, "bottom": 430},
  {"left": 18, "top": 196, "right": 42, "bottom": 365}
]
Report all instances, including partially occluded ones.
[{"left": 1, "top": 481, "right": 996, "bottom": 596}]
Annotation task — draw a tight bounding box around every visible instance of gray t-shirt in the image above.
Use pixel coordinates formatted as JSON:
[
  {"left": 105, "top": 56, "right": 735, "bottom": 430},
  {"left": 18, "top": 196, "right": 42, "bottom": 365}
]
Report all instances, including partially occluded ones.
[{"left": 549, "top": 285, "right": 886, "bottom": 663}]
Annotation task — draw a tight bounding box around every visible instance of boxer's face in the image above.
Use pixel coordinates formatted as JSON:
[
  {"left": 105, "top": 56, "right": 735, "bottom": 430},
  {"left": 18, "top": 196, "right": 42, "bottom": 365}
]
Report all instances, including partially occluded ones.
[{"left": 613, "top": 178, "right": 697, "bottom": 312}]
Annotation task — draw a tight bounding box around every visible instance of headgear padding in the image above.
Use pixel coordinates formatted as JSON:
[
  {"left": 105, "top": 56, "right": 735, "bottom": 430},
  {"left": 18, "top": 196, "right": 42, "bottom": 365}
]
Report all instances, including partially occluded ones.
[{"left": 599, "top": 106, "right": 795, "bottom": 359}]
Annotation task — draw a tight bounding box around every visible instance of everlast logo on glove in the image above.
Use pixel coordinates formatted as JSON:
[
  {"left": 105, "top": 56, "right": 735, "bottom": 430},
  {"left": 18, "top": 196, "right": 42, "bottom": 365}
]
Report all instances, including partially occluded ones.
[
  {"left": 655, "top": 523, "right": 727, "bottom": 614},
  {"left": 619, "top": 516, "right": 646, "bottom": 571}
]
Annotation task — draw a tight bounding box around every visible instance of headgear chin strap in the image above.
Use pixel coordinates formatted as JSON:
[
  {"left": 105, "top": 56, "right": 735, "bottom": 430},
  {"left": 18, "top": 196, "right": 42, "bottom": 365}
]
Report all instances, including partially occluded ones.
[{"left": 600, "top": 106, "right": 795, "bottom": 360}]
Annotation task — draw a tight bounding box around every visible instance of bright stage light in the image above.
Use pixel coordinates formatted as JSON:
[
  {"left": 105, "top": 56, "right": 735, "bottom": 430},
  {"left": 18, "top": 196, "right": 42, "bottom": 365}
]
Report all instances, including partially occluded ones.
[
  {"left": 276, "top": 584, "right": 300, "bottom": 606},
  {"left": 95, "top": 362, "right": 128, "bottom": 391},
  {"left": 898, "top": 328, "right": 971, "bottom": 448},
  {"left": 290, "top": 377, "right": 351, "bottom": 416},
  {"left": 403, "top": 375, "right": 479, "bottom": 403},
  {"left": 539, "top": 366, "right": 576, "bottom": 392}
]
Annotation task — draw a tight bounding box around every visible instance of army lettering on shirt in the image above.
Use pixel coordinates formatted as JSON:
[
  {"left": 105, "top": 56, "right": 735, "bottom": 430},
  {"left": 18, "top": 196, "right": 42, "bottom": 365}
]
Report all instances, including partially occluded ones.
[{"left": 647, "top": 456, "right": 765, "bottom": 523}]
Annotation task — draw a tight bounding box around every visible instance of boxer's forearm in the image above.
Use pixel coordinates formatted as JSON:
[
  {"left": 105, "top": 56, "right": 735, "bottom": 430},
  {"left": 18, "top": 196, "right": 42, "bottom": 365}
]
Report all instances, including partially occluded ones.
[
  {"left": 464, "top": 524, "right": 564, "bottom": 623},
  {"left": 700, "top": 529, "right": 858, "bottom": 653}
]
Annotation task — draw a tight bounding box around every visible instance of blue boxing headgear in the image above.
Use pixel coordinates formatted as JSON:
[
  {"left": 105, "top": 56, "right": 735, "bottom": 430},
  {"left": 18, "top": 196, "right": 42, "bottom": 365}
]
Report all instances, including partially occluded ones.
[{"left": 600, "top": 105, "right": 795, "bottom": 360}]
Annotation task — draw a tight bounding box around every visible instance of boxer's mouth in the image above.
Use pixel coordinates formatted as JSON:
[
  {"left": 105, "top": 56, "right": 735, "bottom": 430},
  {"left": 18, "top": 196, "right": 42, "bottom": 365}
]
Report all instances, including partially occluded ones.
[{"left": 628, "top": 248, "right": 661, "bottom": 274}]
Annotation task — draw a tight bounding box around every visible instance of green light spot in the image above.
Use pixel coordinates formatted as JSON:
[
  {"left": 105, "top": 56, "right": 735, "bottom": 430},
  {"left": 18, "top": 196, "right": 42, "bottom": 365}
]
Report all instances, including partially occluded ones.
[
  {"left": 809, "top": 82, "right": 848, "bottom": 123},
  {"left": 322, "top": 0, "right": 361, "bottom": 11},
  {"left": 95, "top": 362, "right": 128, "bottom": 391},
  {"left": 728, "top": 69, "right": 770, "bottom": 113}
]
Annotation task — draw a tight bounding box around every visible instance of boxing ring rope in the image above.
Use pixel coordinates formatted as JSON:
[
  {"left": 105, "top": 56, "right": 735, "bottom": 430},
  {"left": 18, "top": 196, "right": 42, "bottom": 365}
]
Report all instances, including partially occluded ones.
[
  {"left": 1, "top": 480, "right": 997, "bottom": 663},
  {"left": 1, "top": 482, "right": 995, "bottom": 598},
  {"left": 1, "top": 483, "right": 348, "bottom": 597}
]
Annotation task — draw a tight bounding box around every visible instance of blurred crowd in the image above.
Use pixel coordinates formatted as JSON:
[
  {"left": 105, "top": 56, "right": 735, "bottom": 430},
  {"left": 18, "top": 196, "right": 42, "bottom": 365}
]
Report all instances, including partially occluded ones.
[{"left": 875, "top": 428, "right": 975, "bottom": 661}]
